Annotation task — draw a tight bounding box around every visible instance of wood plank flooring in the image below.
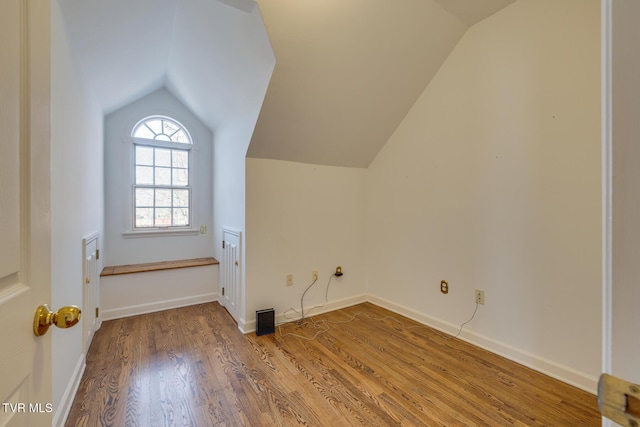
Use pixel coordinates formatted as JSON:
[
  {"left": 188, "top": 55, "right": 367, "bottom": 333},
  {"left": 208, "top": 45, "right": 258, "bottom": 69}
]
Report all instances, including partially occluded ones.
[{"left": 65, "top": 302, "right": 600, "bottom": 426}]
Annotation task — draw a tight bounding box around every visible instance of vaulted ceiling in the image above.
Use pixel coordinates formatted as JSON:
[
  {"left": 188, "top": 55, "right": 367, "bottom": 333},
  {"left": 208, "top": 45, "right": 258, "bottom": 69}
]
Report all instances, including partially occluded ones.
[
  {"left": 249, "top": 0, "right": 515, "bottom": 167},
  {"left": 58, "top": 0, "right": 515, "bottom": 168},
  {"left": 58, "top": 0, "right": 274, "bottom": 130}
]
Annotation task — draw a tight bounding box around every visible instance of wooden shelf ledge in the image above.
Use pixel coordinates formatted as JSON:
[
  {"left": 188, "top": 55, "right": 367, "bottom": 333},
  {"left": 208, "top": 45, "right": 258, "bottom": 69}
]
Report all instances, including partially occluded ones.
[{"left": 101, "top": 257, "right": 219, "bottom": 277}]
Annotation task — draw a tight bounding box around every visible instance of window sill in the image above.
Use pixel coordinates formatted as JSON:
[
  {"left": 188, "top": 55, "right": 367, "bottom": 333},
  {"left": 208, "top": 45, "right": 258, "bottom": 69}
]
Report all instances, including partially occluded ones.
[{"left": 122, "top": 229, "right": 200, "bottom": 238}]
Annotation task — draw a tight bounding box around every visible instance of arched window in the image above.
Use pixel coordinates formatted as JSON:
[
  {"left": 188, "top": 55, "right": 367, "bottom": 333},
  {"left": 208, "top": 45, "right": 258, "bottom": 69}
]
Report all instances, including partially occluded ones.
[
  {"left": 132, "top": 116, "right": 191, "bottom": 143},
  {"left": 131, "top": 116, "right": 192, "bottom": 229}
]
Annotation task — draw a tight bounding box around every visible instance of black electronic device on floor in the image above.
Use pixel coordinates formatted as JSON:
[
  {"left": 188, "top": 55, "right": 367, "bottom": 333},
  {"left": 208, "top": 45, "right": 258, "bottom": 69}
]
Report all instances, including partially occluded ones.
[{"left": 256, "top": 308, "right": 275, "bottom": 336}]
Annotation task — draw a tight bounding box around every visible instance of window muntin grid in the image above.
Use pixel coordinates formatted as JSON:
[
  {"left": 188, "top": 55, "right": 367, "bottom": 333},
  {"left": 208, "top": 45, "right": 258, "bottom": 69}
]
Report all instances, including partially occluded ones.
[
  {"left": 132, "top": 117, "right": 191, "bottom": 144},
  {"left": 132, "top": 117, "right": 192, "bottom": 229}
]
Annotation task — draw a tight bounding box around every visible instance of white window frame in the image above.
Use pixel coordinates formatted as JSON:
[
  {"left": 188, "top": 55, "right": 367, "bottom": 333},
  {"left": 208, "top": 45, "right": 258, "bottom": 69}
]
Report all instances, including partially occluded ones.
[{"left": 123, "top": 116, "right": 199, "bottom": 238}]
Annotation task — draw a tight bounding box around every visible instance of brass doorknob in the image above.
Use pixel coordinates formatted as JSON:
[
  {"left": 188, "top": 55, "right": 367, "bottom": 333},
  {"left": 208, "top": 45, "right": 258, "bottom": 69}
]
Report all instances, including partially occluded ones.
[{"left": 33, "top": 304, "right": 81, "bottom": 337}]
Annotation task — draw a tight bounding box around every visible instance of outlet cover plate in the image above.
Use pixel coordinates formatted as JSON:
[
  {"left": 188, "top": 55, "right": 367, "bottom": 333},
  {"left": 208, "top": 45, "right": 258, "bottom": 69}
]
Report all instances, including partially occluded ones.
[{"left": 440, "top": 280, "right": 449, "bottom": 294}]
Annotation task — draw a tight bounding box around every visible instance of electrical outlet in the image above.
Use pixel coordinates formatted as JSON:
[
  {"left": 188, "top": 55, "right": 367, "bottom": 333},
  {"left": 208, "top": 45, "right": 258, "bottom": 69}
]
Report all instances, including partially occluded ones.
[
  {"left": 440, "top": 280, "right": 448, "bottom": 294},
  {"left": 286, "top": 274, "right": 293, "bottom": 286},
  {"left": 312, "top": 270, "right": 318, "bottom": 281},
  {"left": 475, "top": 289, "right": 485, "bottom": 305}
]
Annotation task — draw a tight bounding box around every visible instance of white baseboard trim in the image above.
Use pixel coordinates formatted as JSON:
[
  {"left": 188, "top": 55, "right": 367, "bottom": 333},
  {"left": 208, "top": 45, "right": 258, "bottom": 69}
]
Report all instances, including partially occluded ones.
[
  {"left": 102, "top": 292, "right": 218, "bottom": 321},
  {"left": 53, "top": 354, "right": 86, "bottom": 427},
  {"left": 367, "top": 294, "right": 598, "bottom": 394},
  {"left": 237, "top": 315, "right": 248, "bottom": 334},
  {"left": 239, "top": 294, "right": 368, "bottom": 334}
]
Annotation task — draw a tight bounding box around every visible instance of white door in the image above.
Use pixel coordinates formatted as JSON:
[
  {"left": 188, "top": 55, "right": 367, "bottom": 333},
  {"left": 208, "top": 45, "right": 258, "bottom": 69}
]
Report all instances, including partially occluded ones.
[
  {"left": 221, "top": 228, "right": 241, "bottom": 322},
  {"left": 83, "top": 233, "right": 101, "bottom": 353},
  {"left": 0, "top": 1, "right": 53, "bottom": 426}
]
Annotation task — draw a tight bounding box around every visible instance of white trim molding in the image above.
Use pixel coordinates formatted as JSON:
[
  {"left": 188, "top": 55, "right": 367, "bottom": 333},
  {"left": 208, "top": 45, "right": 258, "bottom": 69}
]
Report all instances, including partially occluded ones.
[
  {"left": 601, "top": 1, "right": 614, "bottom": 425},
  {"left": 54, "top": 354, "right": 86, "bottom": 427},
  {"left": 102, "top": 292, "right": 217, "bottom": 321},
  {"left": 239, "top": 294, "right": 368, "bottom": 334},
  {"left": 601, "top": 0, "right": 613, "bottom": 382},
  {"left": 122, "top": 229, "right": 200, "bottom": 238}
]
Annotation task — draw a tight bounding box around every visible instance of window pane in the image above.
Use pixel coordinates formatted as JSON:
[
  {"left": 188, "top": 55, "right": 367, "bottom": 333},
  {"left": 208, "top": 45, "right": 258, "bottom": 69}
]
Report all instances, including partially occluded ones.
[
  {"left": 163, "top": 120, "right": 179, "bottom": 137},
  {"left": 155, "top": 189, "right": 172, "bottom": 207},
  {"left": 135, "top": 188, "right": 154, "bottom": 207},
  {"left": 135, "top": 146, "right": 154, "bottom": 165},
  {"left": 173, "top": 130, "right": 189, "bottom": 144},
  {"left": 155, "top": 167, "right": 171, "bottom": 185},
  {"left": 145, "top": 119, "right": 162, "bottom": 135},
  {"left": 133, "top": 125, "right": 155, "bottom": 140},
  {"left": 136, "top": 166, "right": 154, "bottom": 185},
  {"left": 136, "top": 208, "right": 154, "bottom": 228},
  {"left": 173, "top": 208, "right": 189, "bottom": 226},
  {"left": 155, "top": 148, "right": 171, "bottom": 167},
  {"left": 173, "top": 189, "right": 189, "bottom": 207},
  {"left": 172, "top": 150, "right": 188, "bottom": 168},
  {"left": 155, "top": 208, "right": 172, "bottom": 227},
  {"left": 173, "top": 168, "right": 188, "bottom": 186}
]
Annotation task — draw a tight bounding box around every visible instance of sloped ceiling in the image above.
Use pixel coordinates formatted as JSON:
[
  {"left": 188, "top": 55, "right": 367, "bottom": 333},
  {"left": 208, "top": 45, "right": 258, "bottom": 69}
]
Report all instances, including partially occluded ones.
[
  {"left": 58, "top": 0, "right": 514, "bottom": 168},
  {"left": 248, "top": 0, "right": 515, "bottom": 167},
  {"left": 58, "top": 0, "right": 274, "bottom": 127},
  {"left": 434, "top": 0, "right": 517, "bottom": 26}
]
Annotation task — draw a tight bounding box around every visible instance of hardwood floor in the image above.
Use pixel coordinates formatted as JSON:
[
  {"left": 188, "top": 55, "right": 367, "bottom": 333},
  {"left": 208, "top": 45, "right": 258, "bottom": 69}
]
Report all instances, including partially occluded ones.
[{"left": 66, "top": 302, "right": 600, "bottom": 426}]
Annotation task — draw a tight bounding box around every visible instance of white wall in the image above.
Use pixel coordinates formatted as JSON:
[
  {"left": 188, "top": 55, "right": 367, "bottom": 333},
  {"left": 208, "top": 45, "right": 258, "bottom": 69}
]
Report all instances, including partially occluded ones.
[
  {"left": 211, "top": 89, "right": 271, "bottom": 328},
  {"left": 212, "top": 112, "right": 252, "bottom": 325},
  {"left": 366, "top": 0, "right": 601, "bottom": 392},
  {"left": 611, "top": 0, "right": 640, "bottom": 385},
  {"left": 245, "top": 159, "right": 367, "bottom": 330},
  {"left": 101, "top": 265, "right": 218, "bottom": 320},
  {"left": 211, "top": 5, "right": 275, "bottom": 328},
  {"left": 103, "top": 88, "right": 213, "bottom": 266},
  {"left": 51, "top": 1, "right": 104, "bottom": 424}
]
